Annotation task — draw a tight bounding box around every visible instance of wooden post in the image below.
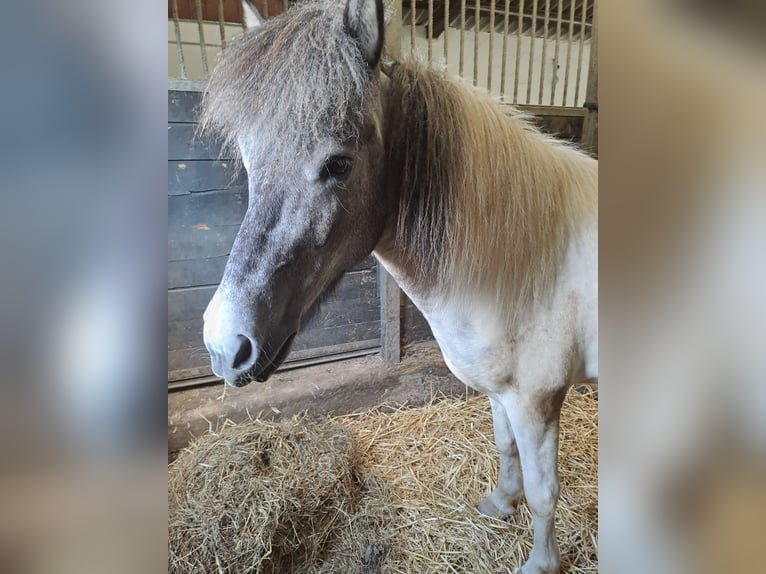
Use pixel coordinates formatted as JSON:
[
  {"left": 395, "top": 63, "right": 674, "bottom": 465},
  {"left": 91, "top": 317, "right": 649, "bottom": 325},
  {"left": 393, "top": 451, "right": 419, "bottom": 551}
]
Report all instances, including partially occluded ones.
[
  {"left": 379, "top": 265, "right": 401, "bottom": 366},
  {"left": 378, "top": 0, "right": 403, "bottom": 367},
  {"left": 581, "top": 0, "right": 598, "bottom": 156}
]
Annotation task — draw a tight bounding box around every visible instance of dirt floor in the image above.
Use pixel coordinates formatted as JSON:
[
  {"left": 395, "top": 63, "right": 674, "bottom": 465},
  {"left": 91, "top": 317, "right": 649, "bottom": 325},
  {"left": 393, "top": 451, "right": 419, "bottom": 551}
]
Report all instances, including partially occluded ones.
[{"left": 168, "top": 342, "right": 473, "bottom": 456}]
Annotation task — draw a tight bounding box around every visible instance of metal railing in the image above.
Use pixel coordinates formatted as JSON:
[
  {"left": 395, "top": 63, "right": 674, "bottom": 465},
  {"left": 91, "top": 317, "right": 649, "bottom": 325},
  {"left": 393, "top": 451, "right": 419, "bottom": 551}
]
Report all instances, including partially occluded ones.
[
  {"left": 403, "top": 0, "right": 593, "bottom": 106},
  {"left": 168, "top": 0, "right": 594, "bottom": 107}
]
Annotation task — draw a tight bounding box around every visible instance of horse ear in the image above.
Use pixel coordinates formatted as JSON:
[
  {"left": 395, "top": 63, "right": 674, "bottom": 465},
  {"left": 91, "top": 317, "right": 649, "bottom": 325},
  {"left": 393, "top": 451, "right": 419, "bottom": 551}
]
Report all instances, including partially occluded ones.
[
  {"left": 344, "top": 0, "right": 384, "bottom": 68},
  {"left": 242, "top": 0, "right": 265, "bottom": 29}
]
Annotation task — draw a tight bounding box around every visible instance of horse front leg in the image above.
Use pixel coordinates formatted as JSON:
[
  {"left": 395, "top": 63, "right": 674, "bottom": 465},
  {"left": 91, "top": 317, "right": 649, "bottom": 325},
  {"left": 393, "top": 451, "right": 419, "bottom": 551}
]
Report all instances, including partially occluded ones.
[
  {"left": 477, "top": 397, "right": 524, "bottom": 518},
  {"left": 500, "top": 387, "right": 567, "bottom": 574}
]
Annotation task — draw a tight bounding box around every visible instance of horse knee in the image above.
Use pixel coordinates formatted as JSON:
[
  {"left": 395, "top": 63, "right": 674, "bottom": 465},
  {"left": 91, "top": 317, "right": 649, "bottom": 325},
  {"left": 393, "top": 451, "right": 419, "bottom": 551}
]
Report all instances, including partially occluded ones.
[{"left": 524, "top": 479, "right": 559, "bottom": 517}]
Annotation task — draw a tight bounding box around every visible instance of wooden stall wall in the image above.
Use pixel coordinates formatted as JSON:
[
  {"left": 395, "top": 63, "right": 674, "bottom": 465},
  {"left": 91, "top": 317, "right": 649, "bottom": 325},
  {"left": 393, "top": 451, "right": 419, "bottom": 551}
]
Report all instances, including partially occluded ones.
[{"left": 168, "top": 90, "right": 380, "bottom": 386}]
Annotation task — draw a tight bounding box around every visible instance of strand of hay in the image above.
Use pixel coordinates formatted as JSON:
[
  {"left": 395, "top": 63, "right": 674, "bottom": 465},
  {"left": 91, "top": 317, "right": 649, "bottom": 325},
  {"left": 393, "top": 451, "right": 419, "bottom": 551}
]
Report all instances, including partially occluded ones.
[
  {"left": 335, "top": 385, "right": 598, "bottom": 573},
  {"left": 169, "top": 385, "right": 597, "bottom": 573}
]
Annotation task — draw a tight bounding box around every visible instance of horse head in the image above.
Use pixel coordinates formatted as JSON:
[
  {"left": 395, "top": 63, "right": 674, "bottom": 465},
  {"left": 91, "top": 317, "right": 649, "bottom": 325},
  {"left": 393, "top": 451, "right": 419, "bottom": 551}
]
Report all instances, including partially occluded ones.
[{"left": 201, "top": 0, "right": 391, "bottom": 386}]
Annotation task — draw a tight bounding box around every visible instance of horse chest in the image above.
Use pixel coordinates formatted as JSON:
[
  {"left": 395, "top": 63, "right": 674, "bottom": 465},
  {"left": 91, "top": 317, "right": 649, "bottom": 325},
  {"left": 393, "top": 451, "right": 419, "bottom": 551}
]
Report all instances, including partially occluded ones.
[{"left": 420, "top": 304, "right": 518, "bottom": 394}]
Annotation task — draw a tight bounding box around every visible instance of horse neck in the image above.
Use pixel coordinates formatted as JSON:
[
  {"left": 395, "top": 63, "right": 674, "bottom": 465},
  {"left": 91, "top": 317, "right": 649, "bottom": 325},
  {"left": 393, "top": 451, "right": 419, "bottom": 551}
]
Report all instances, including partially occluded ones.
[{"left": 374, "top": 62, "right": 596, "bottom": 316}]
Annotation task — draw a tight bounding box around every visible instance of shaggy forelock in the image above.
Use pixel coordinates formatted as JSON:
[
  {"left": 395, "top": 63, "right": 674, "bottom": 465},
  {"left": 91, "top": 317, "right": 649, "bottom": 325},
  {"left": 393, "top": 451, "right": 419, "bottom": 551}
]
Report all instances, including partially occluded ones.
[{"left": 199, "top": 0, "right": 376, "bottom": 161}]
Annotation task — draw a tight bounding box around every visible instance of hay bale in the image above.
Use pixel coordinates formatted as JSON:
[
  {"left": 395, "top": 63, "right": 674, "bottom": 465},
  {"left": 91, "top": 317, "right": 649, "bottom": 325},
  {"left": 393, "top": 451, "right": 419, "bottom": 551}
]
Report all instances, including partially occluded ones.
[
  {"left": 169, "top": 386, "right": 598, "bottom": 573},
  {"left": 168, "top": 417, "right": 392, "bottom": 574}
]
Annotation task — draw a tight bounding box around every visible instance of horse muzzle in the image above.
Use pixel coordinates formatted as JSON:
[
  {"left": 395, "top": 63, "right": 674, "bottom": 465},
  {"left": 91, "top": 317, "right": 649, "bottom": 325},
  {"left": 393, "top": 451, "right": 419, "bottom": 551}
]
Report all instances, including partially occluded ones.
[{"left": 202, "top": 290, "right": 297, "bottom": 386}]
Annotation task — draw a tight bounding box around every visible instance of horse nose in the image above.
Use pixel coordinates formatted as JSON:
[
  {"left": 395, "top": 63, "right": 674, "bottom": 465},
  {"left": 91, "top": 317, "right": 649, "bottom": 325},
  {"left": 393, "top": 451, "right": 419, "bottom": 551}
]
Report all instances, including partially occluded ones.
[
  {"left": 203, "top": 290, "right": 258, "bottom": 385},
  {"left": 231, "top": 334, "right": 254, "bottom": 370},
  {"left": 205, "top": 331, "right": 258, "bottom": 384}
]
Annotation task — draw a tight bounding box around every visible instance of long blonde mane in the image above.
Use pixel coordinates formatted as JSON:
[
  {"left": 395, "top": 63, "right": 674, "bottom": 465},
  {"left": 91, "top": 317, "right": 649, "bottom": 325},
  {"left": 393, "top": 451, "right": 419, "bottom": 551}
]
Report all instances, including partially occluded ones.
[{"left": 384, "top": 61, "right": 597, "bottom": 321}]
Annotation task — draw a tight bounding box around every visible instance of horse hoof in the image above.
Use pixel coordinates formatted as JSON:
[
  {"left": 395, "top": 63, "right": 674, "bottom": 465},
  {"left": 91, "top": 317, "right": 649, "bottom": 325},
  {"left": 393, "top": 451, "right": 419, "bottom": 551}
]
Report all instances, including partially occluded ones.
[{"left": 476, "top": 491, "right": 518, "bottom": 519}]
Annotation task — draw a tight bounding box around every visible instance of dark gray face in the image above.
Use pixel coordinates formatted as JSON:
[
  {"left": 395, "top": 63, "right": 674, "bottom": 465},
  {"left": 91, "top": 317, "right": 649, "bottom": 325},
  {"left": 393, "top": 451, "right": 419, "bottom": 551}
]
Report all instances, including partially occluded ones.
[
  {"left": 203, "top": 0, "right": 388, "bottom": 386},
  {"left": 203, "top": 126, "right": 388, "bottom": 386}
]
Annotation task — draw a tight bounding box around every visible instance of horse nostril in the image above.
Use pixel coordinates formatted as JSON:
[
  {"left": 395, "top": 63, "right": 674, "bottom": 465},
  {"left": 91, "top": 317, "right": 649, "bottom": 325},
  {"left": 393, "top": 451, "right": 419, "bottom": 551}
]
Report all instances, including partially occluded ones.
[{"left": 232, "top": 335, "right": 254, "bottom": 370}]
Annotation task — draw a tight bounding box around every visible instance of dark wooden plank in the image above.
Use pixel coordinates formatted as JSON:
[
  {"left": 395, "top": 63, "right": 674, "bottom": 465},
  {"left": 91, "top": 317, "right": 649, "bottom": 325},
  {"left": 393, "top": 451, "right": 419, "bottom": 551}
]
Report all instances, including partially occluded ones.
[
  {"left": 350, "top": 254, "right": 377, "bottom": 272},
  {"left": 168, "top": 189, "right": 248, "bottom": 228},
  {"left": 168, "top": 90, "right": 202, "bottom": 124},
  {"left": 168, "top": 347, "right": 210, "bottom": 377},
  {"left": 169, "top": 320, "right": 381, "bottom": 381},
  {"left": 168, "top": 269, "right": 378, "bottom": 325},
  {"left": 290, "top": 320, "right": 380, "bottom": 352},
  {"left": 171, "top": 0, "right": 283, "bottom": 23},
  {"left": 169, "top": 223, "right": 241, "bottom": 261},
  {"left": 402, "top": 295, "right": 433, "bottom": 348},
  {"left": 169, "top": 160, "right": 247, "bottom": 195},
  {"left": 531, "top": 115, "right": 584, "bottom": 142},
  {"left": 169, "top": 294, "right": 380, "bottom": 350},
  {"left": 168, "top": 254, "right": 375, "bottom": 290},
  {"left": 168, "top": 285, "right": 217, "bottom": 324},
  {"left": 168, "top": 256, "right": 228, "bottom": 290},
  {"left": 168, "top": 124, "right": 232, "bottom": 161}
]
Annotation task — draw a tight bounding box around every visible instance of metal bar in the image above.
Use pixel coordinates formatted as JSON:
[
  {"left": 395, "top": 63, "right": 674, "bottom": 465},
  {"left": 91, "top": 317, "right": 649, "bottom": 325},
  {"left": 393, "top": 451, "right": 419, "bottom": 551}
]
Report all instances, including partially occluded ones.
[
  {"left": 525, "top": 0, "right": 538, "bottom": 104},
  {"left": 550, "top": 0, "right": 564, "bottom": 105},
  {"left": 459, "top": 0, "right": 466, "bottom": 76},
  {"left": 195, "top": 0, "right": 209, "bottom": 78},
  {"left": 444, "top": 0, "right": 450, "bottom": 63},
  {"left": 283, "top": 0, "right": 289, "bottom": 12},
  {"left": 411, "top": 0, "right": 416, "bottom": 58},
  {"left": 217, "top": 0, "right": 226, "bottom": 48},
  {"left": 513, "top": 0, "right": 524, "bottom": 103},
  {"left": 473, "top": 4, "right": 592, "bottom": 27},
  {"left": 574, "top": 0, "right": 588, "bottom": 105},
  {"left": 562, "top": 0, "right": 577, "bottom": 105},
  {"left": 487, "top": 0, "right": 495, "bottom": 91},
  {"left": 473, "top": 0, "right": 480, "bottom": 85},
  {"left": 385, "top": 0, "right": 403, "bottom": 59},
  {"left": 581, "top": 0, "right": 598, "bottom": 154},
  {"left": 537, "top": 0, "right": 550, "bottom": 103},
  {"left": 171, "top": 0, "right": 187, "bottom": 80},
  {"left": 428, "top": 0, "right": 434, "bottom": 62},
  {"left": 262, "top": 0, "right": 270, "bottom": 18},
  {"left": 500, "top": 0, "right": 510, "bottom": 98},
  {"left": 379, "top": 267, "right": 401, "bottom": 366},
  {"left": 514, "top": 103, "right": 586, "bottom": 116}
]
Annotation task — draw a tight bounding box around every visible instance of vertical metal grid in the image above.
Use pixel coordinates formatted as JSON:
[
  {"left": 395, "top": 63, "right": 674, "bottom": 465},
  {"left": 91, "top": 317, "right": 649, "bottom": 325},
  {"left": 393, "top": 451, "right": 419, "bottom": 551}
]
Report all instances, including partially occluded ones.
[
  {"left": 427, "top": 0, "right": 434, "bottom": 62},
  {"left": 487, "top": 0, "right": 496, "bottom": 92},
  {"left": 574, "top": 0, "right": 588, "bottom": 105},
  {"left": 171, "top": 0, "right": 187, "bottom": 80},
  {"left": 525, "top": 0, "right": 538, "bottom": 104},
  {"left": 217, "top": 0, "right": 226, "bottom": 49},
  {"left": 167, "top": 0, "right": 594, "bottom": 110},
  {"left": 562, "top": 0, "right": 577, "bottom": 105},
  {"left": 500, "top": 0, "right": 510, "bottom": 98},
  {"left": 459, "top": 0, "right": 466, "bottom": 76},
  {"left": 473, "top": 0, "right": 480, "bottom": 85},
  {"left": 410, "top": 0, "right": 416, "bottom": 58},
  {"left": 550, "top": 0, "right": 564, "bottom": 105},
  {"left": 443, "top": 0, "right": 450, "bottom": 63},
  {"left": 195, "top": 0, "right": 209, "bottom": 78},
  {"left": 537, "top": 0, "right": 550, "bottom": 103},
  {"left": 513, "top": 0, "right": 525, "bottom": 103}
]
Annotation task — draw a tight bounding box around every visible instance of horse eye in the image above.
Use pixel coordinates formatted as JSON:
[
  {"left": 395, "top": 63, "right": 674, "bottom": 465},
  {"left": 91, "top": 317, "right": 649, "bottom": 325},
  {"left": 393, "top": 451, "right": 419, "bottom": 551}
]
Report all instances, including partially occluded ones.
[{"left": 320, "top": 156, "right": 353, "bottom": 180}]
